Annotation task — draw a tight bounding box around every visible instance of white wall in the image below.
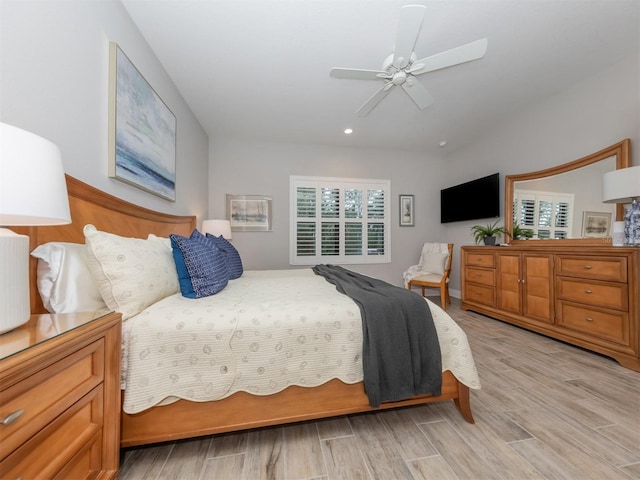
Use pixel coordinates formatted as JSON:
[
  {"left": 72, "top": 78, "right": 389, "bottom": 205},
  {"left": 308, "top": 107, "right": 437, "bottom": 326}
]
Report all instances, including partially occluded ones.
[
  {"left": 0, "top": 0, "right": 209, "bottom": 220},
  {"left": 210, "top": 54, "right": 639, "bottom": 293},
  {"left": 209, "top": 138, "right": 448, "bottom": 286},
  {"left": 443, "top": 55, "right": 640, "bottom": 292},
  {"left": 3, "top": 1, "right": 636, "bottom": 295}
]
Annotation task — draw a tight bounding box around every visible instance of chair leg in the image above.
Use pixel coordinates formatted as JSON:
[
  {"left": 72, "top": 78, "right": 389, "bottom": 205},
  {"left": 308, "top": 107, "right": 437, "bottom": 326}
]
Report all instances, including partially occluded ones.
[{"left": 440, "top": 283, "right": 447, "bottom": 311}]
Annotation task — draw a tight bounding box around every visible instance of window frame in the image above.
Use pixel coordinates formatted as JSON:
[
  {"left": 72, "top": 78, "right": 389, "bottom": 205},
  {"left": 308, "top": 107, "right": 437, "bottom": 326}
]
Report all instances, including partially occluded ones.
[{"left": 289, "top": 175, "right": 391, "bottom": 265}]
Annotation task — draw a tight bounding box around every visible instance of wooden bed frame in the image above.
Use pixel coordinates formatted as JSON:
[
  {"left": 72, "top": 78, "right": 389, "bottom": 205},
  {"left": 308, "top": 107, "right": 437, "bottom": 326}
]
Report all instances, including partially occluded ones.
[{"left": 20, "top": 175, "right": 474, "bottom": 448}]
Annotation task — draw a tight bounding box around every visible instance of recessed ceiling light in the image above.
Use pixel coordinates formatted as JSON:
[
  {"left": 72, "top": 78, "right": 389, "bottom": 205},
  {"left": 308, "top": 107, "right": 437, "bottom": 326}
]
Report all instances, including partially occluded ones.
[
  {"left": 344, "top": 128, "right": 353, "bottom": 135},
  {"left": 439, "top": 140, "right": 447, "bottom": 147}
]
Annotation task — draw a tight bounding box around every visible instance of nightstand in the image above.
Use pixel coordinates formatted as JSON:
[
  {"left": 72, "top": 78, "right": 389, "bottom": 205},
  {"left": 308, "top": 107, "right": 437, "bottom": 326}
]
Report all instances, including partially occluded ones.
[{"left": 0, "top": 311, "right": 121, "bottom": 479}]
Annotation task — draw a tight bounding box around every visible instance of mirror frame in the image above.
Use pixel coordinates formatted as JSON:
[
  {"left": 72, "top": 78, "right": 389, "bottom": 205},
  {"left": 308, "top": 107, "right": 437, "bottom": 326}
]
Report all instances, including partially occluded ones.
[{"left": 505, "top": 139, "right": 631, "bottom": 246}]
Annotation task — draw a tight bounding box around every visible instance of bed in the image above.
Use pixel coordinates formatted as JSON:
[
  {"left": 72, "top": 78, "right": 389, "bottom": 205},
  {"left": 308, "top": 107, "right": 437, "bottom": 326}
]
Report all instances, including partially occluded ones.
[{"left": 20, "top": 175, "right": 480, "bottom": 448}]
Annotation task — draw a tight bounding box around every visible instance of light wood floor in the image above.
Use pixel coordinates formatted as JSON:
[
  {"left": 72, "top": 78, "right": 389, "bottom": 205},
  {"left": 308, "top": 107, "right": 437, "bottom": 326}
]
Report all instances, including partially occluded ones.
[{"left": 119, "top": 298, "right": 640, "bottom": 480}]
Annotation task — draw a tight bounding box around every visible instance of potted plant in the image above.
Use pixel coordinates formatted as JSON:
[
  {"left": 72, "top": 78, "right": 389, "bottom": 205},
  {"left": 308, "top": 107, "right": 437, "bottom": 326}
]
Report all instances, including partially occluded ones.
[
  {"left": 471, "top": 220, "right": 506, "bottom": 245},
  {"left": 508, "top": 223, "right": 534, "bottom": 240}
]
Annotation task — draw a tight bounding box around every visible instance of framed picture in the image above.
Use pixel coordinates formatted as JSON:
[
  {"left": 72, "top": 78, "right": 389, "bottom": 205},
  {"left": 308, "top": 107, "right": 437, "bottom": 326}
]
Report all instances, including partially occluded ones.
[
  {"left": 581, "top": 211, "right": 612, "bottom": 238},
  {"left": 108, "top": 42, "right": 176, "bottom": 201},
  {"left": 226, "top": 194, "right": 273, "bottom": 231},
  {"left": 399, "top": 194, "right": 415, "bottom": 226}
]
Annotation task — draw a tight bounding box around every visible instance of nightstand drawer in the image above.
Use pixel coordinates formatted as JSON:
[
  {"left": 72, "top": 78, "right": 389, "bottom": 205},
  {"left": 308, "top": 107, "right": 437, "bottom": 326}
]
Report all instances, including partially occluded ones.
[
  {"left": 556, "top": 278, "right": 627, "bottom": 311},
  {"left": 53, "top": 430, "right": 103, "bottom": 480},
  {"left": 557, "top": 302, "right": 629, "bottom": 346},
  {"left": 0, "top": 339, "right": 104, "bottom": 459},
  {"left": 0, "top": 386, "right": 103, "bottom": 480}
]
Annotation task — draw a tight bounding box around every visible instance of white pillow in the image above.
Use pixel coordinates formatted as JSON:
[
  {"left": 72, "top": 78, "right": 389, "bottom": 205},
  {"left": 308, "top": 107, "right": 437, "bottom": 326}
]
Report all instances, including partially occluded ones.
[
  {"left": 83, "top": 224, "right": 179, "bottom": 320},
  {"left": 31, "top": 242, "right": 107, "bottom": 314},
  {"left": 419, "top": 252, "right": 449, "bottom": 275}
]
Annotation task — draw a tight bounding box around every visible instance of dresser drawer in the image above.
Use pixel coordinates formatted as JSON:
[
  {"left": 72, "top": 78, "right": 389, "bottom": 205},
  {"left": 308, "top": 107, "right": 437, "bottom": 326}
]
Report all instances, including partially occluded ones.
[
  {"left": 0, "top": 339, "right": 104, "bottom": 459},
  {"left": 465, "top": 252, "right": 495, "bottom": 268},
  {"left": 465, "top": 267, "right": 496, "bottom": 286},
  {"left": 557, "top": 302, "right": 629, "bottom": 346},
  {"left": 0, "top": 386, "right": 103, "bottom": 480},
  {"left": 556, "top": 278, "right": 628, "bottom": 311},
  {"left": 556, "top": 256, "right": 627, "bottom": 282},
  {"left": 464, "top": 283, "right": 496, "bottom": 307}
]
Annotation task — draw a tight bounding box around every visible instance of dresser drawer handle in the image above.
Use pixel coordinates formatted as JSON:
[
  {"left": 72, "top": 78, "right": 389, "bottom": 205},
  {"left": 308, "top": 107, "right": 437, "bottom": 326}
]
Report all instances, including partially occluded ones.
[
  {"left": 584, "top": 289, "right": 592, "bottom": 294},
  {"left": 1, "top": 409, "right": 24, "bottom": 426},
  {"left": 585, "top": 317, "right": 594, "bottom": 322},
  {"left": 584, "top": 265, "right": 592, "bottom": 269}
]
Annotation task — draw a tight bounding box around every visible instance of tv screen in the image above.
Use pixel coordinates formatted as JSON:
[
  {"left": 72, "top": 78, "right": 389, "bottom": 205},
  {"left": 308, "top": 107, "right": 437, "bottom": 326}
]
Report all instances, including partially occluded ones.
[{"left": 440, "top": 173, "right": 500, "bottom": 223}]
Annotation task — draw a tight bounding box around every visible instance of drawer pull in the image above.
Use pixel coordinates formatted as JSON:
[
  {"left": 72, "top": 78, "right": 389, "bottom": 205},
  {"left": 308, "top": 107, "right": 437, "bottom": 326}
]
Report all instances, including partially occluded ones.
[
  {"left": 1, "top": 409, "right": 24, "bottom": 426},
  {"left": 585, "top": 317, "right": 594, "bottom": 322},
  {"left": 584, "top": 265, "right": 592, "bottom": 269},
  {"left": 584, "top": 289, "right": 592, "bottom": 294}
]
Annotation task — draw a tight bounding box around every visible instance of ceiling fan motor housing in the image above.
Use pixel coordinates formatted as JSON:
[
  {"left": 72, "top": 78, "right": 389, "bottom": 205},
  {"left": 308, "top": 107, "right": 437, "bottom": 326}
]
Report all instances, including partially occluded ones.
[{"left": 382, "top": 52, "right": 418, "bottom": 74}]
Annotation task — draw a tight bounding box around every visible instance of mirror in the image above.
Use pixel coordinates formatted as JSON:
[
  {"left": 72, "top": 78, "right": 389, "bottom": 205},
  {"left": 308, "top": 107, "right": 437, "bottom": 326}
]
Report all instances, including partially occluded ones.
[{"left": 505, "top": 139, "right": 631, "bottom": 245}]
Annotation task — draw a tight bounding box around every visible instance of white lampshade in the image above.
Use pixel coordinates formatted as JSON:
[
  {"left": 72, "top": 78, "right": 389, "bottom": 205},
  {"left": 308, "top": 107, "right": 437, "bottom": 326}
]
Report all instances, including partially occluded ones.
[
  {"left": 602, "top": 166, "right": 640, "bottom": 204},
  {"left": 201, "top": 219, "right": 232, "bottom": 239},
  {"left": 0, "top": 122, "right": 71, "bottom": 334}
]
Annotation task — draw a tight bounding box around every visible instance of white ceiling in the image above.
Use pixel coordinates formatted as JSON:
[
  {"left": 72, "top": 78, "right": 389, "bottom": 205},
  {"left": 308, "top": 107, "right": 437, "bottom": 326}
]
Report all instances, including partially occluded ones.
[{"left": 121, "top": 0, "right": 639, "bottom": 155}]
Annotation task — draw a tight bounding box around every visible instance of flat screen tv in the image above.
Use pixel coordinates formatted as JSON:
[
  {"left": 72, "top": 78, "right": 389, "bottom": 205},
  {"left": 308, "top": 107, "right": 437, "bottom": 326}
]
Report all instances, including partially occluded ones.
[{"left": 441, "top": 173, "right": 500, "bottom": 223}]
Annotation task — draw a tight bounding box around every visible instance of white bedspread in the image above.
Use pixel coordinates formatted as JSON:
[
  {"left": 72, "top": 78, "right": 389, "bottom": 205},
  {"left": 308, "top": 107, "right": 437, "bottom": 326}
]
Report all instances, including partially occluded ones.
[{"left": 122, "top": 269, "right": 480, "bottom": 414}]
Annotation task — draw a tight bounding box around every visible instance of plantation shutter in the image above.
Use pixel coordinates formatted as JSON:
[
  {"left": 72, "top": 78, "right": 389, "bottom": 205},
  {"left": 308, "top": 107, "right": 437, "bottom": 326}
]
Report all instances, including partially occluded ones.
[{"left": 290, "top": 176, "right": 390, "bottom": 265}]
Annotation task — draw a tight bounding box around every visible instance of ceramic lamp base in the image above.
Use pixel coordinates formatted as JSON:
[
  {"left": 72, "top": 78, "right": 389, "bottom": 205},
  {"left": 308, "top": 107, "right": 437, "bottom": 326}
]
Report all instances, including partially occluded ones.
[
  {"left": 624, "top": 199, "right": 640, "bottom": 246},
  {"left": 0, "top": 228, "right": 30, "bottom": 334}
]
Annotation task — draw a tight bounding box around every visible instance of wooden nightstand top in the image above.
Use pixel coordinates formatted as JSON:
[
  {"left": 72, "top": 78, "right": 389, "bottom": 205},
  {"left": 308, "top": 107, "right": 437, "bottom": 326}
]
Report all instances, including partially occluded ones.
[{"left": 0, "top": 310, "right": 117, "bottom": 361}]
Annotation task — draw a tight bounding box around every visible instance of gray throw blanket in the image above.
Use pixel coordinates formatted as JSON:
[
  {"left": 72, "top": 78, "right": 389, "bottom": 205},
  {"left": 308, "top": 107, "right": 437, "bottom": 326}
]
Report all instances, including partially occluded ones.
[{"left": 312, "top": 265, "right": 442, "bottom": 407}]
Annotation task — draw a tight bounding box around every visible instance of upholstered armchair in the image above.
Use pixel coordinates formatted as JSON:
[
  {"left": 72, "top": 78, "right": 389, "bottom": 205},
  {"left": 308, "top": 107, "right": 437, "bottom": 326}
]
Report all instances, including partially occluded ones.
[{"left": 404, "top": 243, "right": 454, "bottom": 311}]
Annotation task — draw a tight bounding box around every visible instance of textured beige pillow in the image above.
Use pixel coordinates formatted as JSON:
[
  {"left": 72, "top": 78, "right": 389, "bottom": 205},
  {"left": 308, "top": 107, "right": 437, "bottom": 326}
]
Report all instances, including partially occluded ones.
[
  {"left": 419, "top": 252, "right": 448, "bottom": 275},
  {"left": 83, "top": 225, "right": 179, "bottom": 320}
]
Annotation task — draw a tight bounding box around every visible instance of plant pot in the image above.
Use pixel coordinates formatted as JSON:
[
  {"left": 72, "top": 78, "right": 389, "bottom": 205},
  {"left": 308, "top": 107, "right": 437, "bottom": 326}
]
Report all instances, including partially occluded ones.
[{"left": 483, "top": 236, "right": 496, "bottom": 246}]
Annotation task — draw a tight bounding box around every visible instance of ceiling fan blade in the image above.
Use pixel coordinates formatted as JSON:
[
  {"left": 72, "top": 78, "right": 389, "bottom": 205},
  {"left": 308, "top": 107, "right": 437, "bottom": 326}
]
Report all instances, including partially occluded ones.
[
  {"left": 411, "top": 38, "right": 488, "bottom": 75},
  {"left": 330, "top": 67, "right": 388, "bottom": 81},
  {"left": 392, "top": 4, "right": 426, "bottom": 69},
  {"left": 401, "top": 77, "right": 434, "bottom": 110},
  {"left": 356, "top": 83, "right": 394, "bottom": 117}
]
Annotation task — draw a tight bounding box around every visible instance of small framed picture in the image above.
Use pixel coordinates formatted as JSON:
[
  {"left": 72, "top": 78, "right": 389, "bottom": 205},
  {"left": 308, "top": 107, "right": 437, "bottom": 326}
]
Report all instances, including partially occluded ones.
[
  {"left": 399, "top": 194, "right": 415, "bottom": 227},
  {"left": 581, "top": 211, "right": 612, "bottom": 238},
  {"left": 226, "top": 194, "right": 272, "bottom": 231}
]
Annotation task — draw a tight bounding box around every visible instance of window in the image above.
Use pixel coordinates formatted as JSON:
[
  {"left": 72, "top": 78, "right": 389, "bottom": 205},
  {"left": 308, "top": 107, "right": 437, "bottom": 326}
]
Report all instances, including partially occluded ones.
[
  {"left": 513, "top": 189, "right": 574, "bottom": 239},
  {"left": 290, "top": 176, "right": 391, "bottom": 265}
]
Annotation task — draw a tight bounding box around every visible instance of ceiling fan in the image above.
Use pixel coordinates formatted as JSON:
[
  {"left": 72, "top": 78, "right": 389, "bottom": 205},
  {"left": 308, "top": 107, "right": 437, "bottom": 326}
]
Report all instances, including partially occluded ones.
[{"left": 330, "top": 4, "right": 488, "bottom": 117}]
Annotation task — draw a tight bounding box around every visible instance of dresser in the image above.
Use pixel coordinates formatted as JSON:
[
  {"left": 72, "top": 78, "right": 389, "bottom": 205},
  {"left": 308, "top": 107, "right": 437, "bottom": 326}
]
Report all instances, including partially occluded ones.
[
  {"left": 461, "top": 245, "right": 640, "bottom": 371},
  {"left": 0, "top": 311, "right": 121, "bottom": 479}
]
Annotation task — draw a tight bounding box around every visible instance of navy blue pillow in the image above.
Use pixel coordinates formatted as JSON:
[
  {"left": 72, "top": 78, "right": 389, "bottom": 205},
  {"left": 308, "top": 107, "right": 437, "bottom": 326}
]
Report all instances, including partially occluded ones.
[
  {"left": 169, "top": 230, "right": 229, "bottom": 298},
  {"left": 170, "top": 236, "right": 197, "bottom": 298},
  {"left": 206, "top": 233, "right": 243, "bottom": 279}
]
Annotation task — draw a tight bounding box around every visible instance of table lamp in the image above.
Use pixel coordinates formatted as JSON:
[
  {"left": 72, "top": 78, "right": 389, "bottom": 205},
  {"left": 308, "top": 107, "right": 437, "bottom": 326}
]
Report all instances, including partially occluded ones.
[
  {"left": 201, "top": 219, "right": 232, "bottom": 239},
  {"left": 0, "top": 122, "right": 71, "bottom": 334},
  {"left": 602, "top": 166, "right": 640, "bottom": 246}
]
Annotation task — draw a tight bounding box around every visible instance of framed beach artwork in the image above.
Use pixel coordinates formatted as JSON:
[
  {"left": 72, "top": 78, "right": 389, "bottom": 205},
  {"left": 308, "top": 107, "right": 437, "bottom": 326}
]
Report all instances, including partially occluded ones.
[
  {"left": 226, "top": 194, "right": 273, "bottom": 231},
  {"left": 581, "top": 211, "right": 611, "bottom": 238},
  {"left": 108, "top": 42, "right": 176, "bottom": 201},
  {"left": 399, "top": 194, "right": 415, "bottom": 226}
]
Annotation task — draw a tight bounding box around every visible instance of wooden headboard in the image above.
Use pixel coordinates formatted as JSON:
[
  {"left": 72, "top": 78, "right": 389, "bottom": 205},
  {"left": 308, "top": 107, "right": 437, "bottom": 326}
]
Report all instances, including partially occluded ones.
[{"left": 15, "top": 175, "right": 196, "bottom": 313}]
